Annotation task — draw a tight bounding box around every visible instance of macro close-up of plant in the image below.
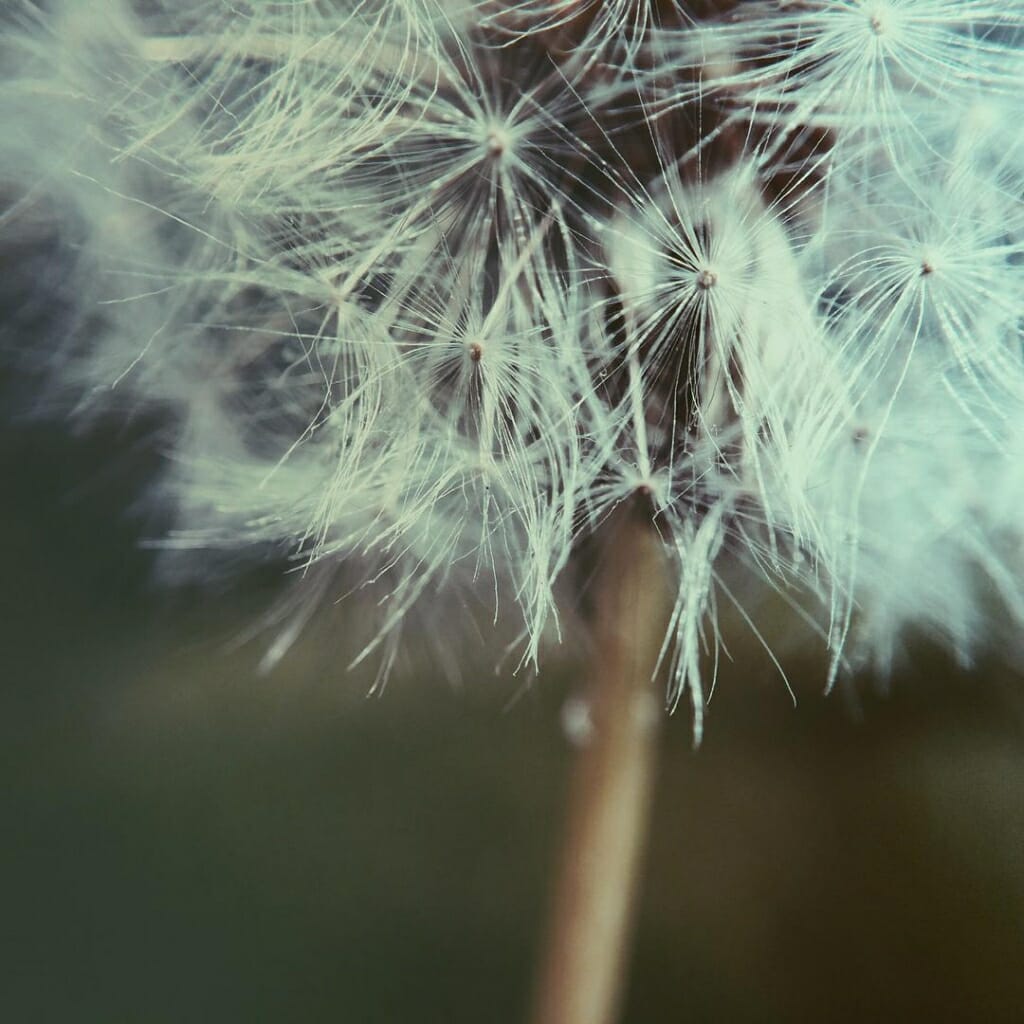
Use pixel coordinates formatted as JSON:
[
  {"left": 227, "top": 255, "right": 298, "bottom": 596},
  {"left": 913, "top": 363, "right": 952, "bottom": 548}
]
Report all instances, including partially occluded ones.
[{"left": 2, "top": 1, "right": 1023, "bottom": 1022}]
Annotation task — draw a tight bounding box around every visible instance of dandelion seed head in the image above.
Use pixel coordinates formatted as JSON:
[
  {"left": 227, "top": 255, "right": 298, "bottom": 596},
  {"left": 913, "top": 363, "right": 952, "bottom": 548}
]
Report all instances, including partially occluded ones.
[{"left": 4, "top": 0, "right": 1024, "bottom": 737}]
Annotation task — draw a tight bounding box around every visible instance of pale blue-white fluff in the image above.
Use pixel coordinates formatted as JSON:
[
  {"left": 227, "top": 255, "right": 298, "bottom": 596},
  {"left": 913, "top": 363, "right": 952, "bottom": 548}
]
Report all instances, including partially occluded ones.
[{"left": 2, "top": 0, "right": 1022, "bottom": 739}]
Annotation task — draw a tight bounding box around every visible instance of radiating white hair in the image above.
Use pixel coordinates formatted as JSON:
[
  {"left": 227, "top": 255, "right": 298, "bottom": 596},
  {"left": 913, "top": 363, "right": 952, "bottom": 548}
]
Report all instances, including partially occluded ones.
[{"left": 3, "top": 0, "right": 1023, "bottom": 739}]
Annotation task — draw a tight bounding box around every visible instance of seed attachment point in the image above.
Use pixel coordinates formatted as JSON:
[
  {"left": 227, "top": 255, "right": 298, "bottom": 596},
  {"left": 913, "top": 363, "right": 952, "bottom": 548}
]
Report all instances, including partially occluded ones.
[
  {"left": 486, "top": 126, "right": 511, "bottom": 158},
  {"left": 867, "top": 6, "right": 893, "bottom": 36}
]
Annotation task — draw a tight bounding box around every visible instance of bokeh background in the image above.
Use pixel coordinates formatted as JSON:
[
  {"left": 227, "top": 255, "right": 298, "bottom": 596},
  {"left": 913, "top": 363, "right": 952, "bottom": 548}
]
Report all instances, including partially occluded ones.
[{"left": 3, "top": 402, "right": 1024, "bottom": 1023}]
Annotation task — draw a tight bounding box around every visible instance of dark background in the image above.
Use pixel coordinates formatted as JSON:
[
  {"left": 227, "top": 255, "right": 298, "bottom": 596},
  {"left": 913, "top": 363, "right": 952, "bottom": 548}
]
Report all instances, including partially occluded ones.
[{"left": 3, "top": 411, "right": 1024, "bottom": 1024}]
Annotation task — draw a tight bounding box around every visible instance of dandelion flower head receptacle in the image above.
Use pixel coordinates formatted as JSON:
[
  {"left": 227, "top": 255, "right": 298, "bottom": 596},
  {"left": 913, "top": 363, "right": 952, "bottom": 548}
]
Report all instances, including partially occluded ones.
[{"left": 3, "top": 0, "right": 1023, "bottom": 737}]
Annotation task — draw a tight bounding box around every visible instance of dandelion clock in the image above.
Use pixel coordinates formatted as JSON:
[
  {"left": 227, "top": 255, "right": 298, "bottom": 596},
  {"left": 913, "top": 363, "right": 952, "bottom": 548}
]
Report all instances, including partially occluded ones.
[{"left": 2, "top": 2, "right": 1023, "bottom": 1022}]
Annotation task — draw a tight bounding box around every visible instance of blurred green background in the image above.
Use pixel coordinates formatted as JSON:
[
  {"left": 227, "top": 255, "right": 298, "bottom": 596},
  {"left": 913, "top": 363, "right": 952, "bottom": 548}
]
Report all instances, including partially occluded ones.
[{"left": 3, "top": 413, "right": 1024, "bottom": 1023}]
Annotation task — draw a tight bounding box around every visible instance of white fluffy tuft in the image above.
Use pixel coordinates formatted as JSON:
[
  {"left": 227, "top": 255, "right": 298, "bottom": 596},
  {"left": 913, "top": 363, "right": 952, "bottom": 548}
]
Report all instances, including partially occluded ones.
[{"left": 3, "top": 0, "right": 1024, "bottom": 737}]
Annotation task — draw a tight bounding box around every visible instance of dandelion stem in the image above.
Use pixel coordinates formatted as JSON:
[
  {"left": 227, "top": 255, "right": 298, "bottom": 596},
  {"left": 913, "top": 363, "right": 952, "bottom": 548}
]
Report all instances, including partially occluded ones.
[{"left": 530, "top": 507, "right": 671, "bottom": 1024}]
